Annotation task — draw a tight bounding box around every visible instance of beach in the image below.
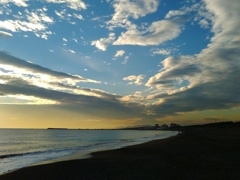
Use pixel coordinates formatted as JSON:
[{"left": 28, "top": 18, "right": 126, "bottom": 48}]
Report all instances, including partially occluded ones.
[{"left": 1, "top": 123, "right": 240, "bottom": 180}]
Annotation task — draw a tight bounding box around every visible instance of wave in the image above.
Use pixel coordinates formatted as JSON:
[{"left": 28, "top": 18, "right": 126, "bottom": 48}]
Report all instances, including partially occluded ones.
[
  {"left": 0, "top": 131, "right": 176, "bottom": 159},
  {"left": 0, "top": 141, "right": 125, "bottom": 160},
  {"left": 0, "top": 130, "right": 178, "bottom": 175},
  {"left": 0, "top": 148, "right": 72, "bottom": 160}
]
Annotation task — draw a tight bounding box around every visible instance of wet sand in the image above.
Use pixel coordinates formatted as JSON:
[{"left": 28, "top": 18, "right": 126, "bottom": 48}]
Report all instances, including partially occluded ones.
[{"left": 1, "top": 125, "right": 240, "bottom": 180}]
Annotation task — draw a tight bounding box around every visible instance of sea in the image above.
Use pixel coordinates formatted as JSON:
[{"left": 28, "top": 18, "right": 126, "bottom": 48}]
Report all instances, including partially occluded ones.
[{"left": 0, "top": 129, "right": 178, "bottom": 175}]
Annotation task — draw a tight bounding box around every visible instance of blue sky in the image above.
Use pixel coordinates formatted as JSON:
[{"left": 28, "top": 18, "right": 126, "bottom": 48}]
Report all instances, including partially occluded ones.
[{"left": 0, "top": 0, "right": 239, "bottom": 128}]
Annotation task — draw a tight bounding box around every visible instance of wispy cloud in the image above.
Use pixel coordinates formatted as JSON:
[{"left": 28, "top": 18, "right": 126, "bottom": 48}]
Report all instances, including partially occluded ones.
[
  {"left": 123, "top": 74, "right": 145, "bottom": 85},
  {"left": 114, "top": 50, "right": 125, "bottom": 58},
  {"left": 151, "top": 48, "right": 172, "bottom": 56},
  {"left": 46, "top": 0, "right": 87, "bottom": 10},
  {"left": 0, "top": 0, "right": 29, "bottom": 7},
  {"left": 121, "top": 56, "right": 129, "bottom": 64},
  {"left": 0, "top": 1, "right": 86, "bottom": 40},
  {"left": 113, "top": 18, "right": 184, "bottom": 46},
  {"left": 91, "top": 33, "right": 115, "bottom": 51},
  {"left": 0, "top": 31, "right": 13, "bottom": 37},
  {"left": 108, "top": 0, "right": 159, "bottom": 29},
  {"left": 0, "top": 8, "right": 54, "bottom": 39}
]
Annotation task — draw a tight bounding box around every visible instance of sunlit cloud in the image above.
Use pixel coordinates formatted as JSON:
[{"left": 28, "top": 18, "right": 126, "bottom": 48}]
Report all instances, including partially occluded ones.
[
  {"left": 108, "top": 0, "right": 159, "bottom": 29},
  {"left": 0, "top": 31, "right": 13, "bottom": 37},
  {"left": 113, "top": 18, "right": 184, "bottom": 46},
  {"left": 0, "top": 52, "right": 96, "bottom": 82},
  {"left": 120, "top": 91, "right": 145, "bottom": 104},
  {"left": 91, "top": 33, "right": 115, "bottom": 51},
  {"left": 0, "top": 51, "right": 102, "bottom": 105},
  {"left": 114, "top": 50, "right": 125, "bottom": 58},
  {"left": 0, "top": 0, "right": 239, "bottom": 127},
  {"left": 145, "top": 0, "right": 240, "bottom": 117},
  {"left": 0, "top": 52, "right": 136, "bottom": 118},
  {"left": 0, "top": 8, "right": 54, "bottom": 39},
  {"left": 0, "top": 95, "right": 59, "bottom": 105},
  {"left": 123, "top": 74, "right": 145, "bottom": 85}
]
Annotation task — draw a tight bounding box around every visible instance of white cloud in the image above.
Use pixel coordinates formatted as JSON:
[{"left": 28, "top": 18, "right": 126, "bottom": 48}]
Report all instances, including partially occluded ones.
[
  {"left": 108, "top": 0, "right": 159, "bottom": 29},
  {"left": 0, "top": 8, "right": 54, "bottom": 39},
  {"left": 152, "top": 49, "right": 171, "bottom": 56},
  {"left": 26, "top": 9, "right": 54, "bottom": 24},
  {"left": 54, "top": 10, "right": 66, "bottom": 19},
  {"left": 121, "top": 56, "right": 129, "bottom": 64},
  {"left": 0, "top": 51, "right": 97, "bottom": 84},
  {"left": 91, "top": 33, "right": 115, "bottom": 51},
  {"left": 46, "top": 0, "right": 87, "bottom": 10},
  {"left": 165, "top": 2, "right": 213, "bottom": 30},
  {"left": 73, "top": 38, "right": 78, "bottom": 43},
  {"left": 0, "top": 0, "right": 29, "bottom": 7},
  {"left": 165, "top": 10, "right": 186, "bottom": 19},
  {"left": 68, "top": 49, "right": 76, "bottom": 54},
  {"left": 0, "top": 30, "right": 13, "bottom": 37},
  {"left": 123, "top": 74, "right": 145, "bottom": 85},
  {"left": 54, "top": 10, "right": 84, "bottom": 23},
  {"left": 120, "top": 91, "right": 145, "bottom": 103},
  {"left": 146, "top": 56, "right": 200, "bottom": 89},
  {"left": 0, "top": 95, "right": 59, "bottom": 105},
  {"left": 113, "top": 18, "right": 184, "bottom": 46},
  {"left": 114, "top": 50, "right": 125, "bottom": 58},
  {"left": 73, "top": 14, "right": 84, "bottom": 20},
  {"left": 0, "top": 19, "right": 46, "bottom": 32},
  {"left": 199, "top": 19, "right": 209, "bottom": 29}
]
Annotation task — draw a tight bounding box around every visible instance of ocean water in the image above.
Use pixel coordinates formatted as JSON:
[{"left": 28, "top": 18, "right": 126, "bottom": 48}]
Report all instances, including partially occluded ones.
[{"left": 0, "top": 129, "right": 178, "bottom": 175}]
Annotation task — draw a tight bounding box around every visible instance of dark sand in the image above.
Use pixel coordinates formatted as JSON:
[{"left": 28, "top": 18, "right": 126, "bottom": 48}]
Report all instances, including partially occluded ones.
[{"left": 1, "top": 125, "right": 240, "bottom": 180}]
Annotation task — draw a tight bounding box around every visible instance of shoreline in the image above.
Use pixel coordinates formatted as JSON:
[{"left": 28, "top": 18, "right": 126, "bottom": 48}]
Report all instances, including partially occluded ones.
[
  {"left": 1, "top": 125, "right": 240, "bottom": 179},
  {"left": 31, "top": 130, "right": 178, "bottom": 167},
  {"left": 0, "top": 130, "right": 178, "bottom": 176}
]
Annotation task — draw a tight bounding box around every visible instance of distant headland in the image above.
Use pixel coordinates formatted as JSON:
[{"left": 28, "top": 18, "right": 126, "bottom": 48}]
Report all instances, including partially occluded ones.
[{"left": 47, "top": 128, "right": 68, "bottom": 130}]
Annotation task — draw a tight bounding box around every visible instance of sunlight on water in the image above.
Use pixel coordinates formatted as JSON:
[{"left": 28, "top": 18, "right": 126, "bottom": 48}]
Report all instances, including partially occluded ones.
[{"left": 0, "top": 129, "right": 178, "bottom": 175}]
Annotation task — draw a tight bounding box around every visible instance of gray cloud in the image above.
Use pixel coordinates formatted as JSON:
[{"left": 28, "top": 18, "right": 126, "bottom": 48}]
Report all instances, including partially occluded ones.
[
  {"left": 0, "top": 52, "right": 146, "bottom": 119},
  {"left": 148, "top": 76, "right": 240, "bottom": 117},
  {"left": 0, "top": 51, "right": 95, "bottom": 82},
  {"left": 0, "top": 78, "right": 145, "bottom": 119},
  {"left": 146, "top": 56, "right": 201, "bottom": 87},
  {"left": 145, "top": 0, "right": 240, "bottom": 118},
  {"left": 49, "top": 81, "right": 121, "bottom": 101}
]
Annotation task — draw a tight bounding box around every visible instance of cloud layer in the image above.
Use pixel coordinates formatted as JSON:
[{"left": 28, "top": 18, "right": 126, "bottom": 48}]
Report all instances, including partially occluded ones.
[
  {"left": 145, "top": 0, "right": 240, "bottom": 117},
  {"left": 0, "top": 51, "right": 147, "bottom": 120}
]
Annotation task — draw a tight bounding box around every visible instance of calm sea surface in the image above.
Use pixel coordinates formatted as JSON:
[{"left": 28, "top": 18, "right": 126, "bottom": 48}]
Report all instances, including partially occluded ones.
[{"left": 0, "top": 129, "right": 178, "bottom": 175}]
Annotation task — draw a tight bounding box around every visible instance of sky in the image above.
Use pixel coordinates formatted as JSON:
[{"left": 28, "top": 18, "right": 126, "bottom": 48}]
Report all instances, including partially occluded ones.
[{"left": 0, "top": 0, "right": 239, "bottom": 129}]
